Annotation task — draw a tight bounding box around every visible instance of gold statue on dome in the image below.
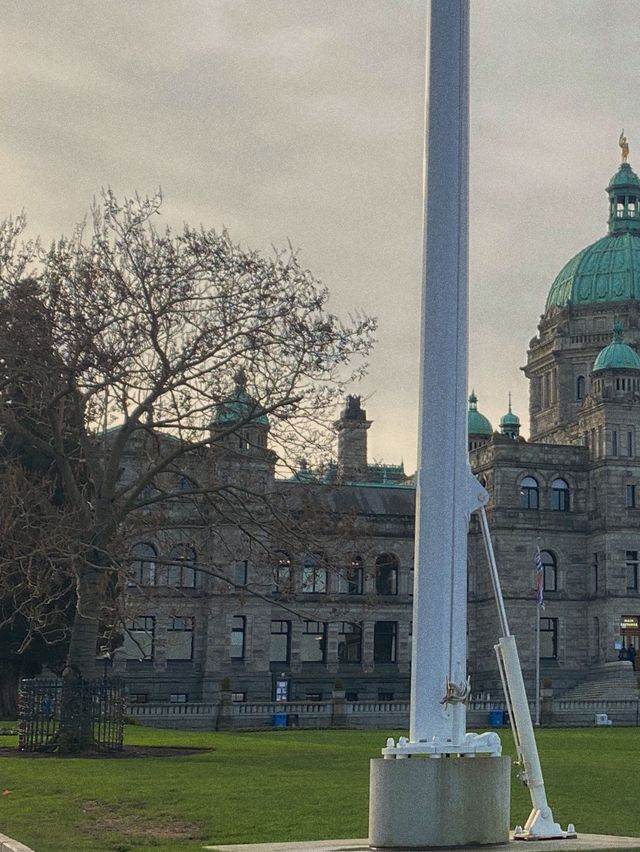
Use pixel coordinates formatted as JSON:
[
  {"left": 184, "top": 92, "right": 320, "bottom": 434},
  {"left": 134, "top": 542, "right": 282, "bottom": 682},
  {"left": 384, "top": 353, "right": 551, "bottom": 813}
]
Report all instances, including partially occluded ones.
[{"left": 620, "top": 130, "right": 629, "bottom": 162}]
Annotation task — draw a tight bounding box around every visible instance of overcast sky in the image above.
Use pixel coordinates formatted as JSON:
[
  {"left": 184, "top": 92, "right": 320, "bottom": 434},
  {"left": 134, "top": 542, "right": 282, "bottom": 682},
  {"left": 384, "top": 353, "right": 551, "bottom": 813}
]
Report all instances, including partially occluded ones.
[{"left": 1, "top": 1, "right": 637, "bottom": 470}]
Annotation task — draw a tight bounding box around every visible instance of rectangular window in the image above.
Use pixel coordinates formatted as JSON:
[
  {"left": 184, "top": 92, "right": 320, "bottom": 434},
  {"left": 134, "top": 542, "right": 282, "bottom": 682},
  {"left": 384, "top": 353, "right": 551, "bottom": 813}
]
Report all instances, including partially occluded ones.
[
  {"left": 123, "top": 617, "right": 155, "bottom": 660},
  {"left": 231, "top": 691, "right": 247, "bottom": 703},
  {"left": 374, "top": 621, "right": 397, "bottom": 663},
  {"left": 301, "top": 621, "right": 326, "bottom": 662},
  {"left": 627, "top": 485, "right": 636, "bottom": 508},
  {"left": 166, "top": 616, "right": 194, "bottom": 660},
  {"left": 169, "top": 693, "right": 188, "bottom": 703},
  {"left": 302, "top": 554, "right": 327, "bottom": 593},
  {"left": 232, "top": 560, "right": 248, "bottom": 586},
  {"left": 593, "top": 552, "right": 599, "bottom": 594},
  {"left": 230, "top": 616, "right": 246, "bottom": 660},
  {"left": 272, "top": 553, "right": 292, "bottom": 593},
  {"left": 336, "top": 559, "right": 363, "bottom": 594},
  {"left": 305, "top": 692, "right": 322, "bottom": 702},
  {"left": 613, "top": 430, "right": 619, "bottom": 456},
  {"left": 626, "top": 551, "right": 639, "bottom": 592},
  {"left": 378, "top": 691, "right": 394, "bottom": 701},
  {"left": 539, "top": 617, "right": 558, "bottom": 660},
  {"left": 159, "top": 547, "right": 196, "bottom": 588},
  {"left": 629, "top": 431, "right": 634, "bottom": 457},
  {"left": 270, "top": 620, "right": 291, "bottom": 664},
  {"left": 129, "top": 693, "right": 148, "bottom": 704},
  {"left": 345, "top": 690, "right": 358, "bottom": 702},
  {"left": 338, "top": 622, "right": 362, "bottom": 663}
]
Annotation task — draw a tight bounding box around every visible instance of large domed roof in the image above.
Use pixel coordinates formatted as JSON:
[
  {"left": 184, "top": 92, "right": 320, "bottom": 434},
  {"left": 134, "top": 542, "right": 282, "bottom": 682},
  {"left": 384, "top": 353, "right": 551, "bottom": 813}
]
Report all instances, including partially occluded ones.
[{"left": 545, "top": 158, "right": 640, "bottom": 311}]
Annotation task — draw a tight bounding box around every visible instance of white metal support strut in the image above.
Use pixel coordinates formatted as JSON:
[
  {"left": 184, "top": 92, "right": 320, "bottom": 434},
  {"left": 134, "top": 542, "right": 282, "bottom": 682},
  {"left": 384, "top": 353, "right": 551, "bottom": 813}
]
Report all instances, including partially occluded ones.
[{"left": 477, "top": 504, "right": 576, "bottom": 841}]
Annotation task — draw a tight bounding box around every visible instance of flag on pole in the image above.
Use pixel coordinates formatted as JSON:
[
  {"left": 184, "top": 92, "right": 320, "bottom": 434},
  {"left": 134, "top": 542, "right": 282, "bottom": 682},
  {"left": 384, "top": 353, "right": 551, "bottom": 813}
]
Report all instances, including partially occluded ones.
[{"left": 535, "top": 545, "right": 545, "bottom": 609}]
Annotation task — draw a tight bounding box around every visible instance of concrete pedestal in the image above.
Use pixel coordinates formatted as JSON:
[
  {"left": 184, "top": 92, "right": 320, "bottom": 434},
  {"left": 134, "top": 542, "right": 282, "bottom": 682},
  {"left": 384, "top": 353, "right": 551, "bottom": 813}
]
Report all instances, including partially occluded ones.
[{"left": 369, "top": 756, "right": 511, "bottom": 849}]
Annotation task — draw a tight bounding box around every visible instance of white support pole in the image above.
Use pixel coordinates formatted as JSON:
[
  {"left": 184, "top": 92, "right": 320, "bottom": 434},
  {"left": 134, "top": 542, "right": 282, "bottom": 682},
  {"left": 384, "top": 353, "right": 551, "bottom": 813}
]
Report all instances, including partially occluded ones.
[{"left": 535, "top": 605, "right": 541, "bottom": 726}]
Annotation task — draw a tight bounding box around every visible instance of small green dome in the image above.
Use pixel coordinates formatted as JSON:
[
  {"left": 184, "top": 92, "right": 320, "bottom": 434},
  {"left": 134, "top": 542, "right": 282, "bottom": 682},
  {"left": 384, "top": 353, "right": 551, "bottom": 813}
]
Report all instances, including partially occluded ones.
[
  {"left": 546, "top": 157, "right": 640, "bottom": 311},
  {"left": 593, "top": 322, "right": 640, "bottom": 372},
  {"left": 213, "top": 371, "right": 269, "bottom": 426},
  {"left": 500, "top": 408, "right": 520, "bottom": 428},
  {"left": 468, "top": 391, "right": 493, "bottom": 436}
]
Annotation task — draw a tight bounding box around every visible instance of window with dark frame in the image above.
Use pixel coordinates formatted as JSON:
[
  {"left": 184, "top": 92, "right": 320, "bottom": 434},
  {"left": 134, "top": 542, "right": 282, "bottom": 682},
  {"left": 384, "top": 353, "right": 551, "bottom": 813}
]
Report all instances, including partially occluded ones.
[
  {"left": 337, "top": 556, "right": 364, "bottom": 594},
  {"left": 338, "top": 622, "right": 362, "bottom": 663},
  {"left": 160, "top": 545, "right": 196, "bottom": 588},
  {"left": 592, "top": 552, "right": 599, "bottom": 594},
  {"left": 540, "top": 550, "right": 557, "bottom": 592},
  {"left": 123, "top": 616, "right": 155, "bottom": 660},
  {"left": 550, "top": 478, "right": 570, "bottom": 512},
  {"left": 166, "top": 616, "right": 194, "bottom": 660},
  {"left": 300, "top": 621, "right": 326, "bottom": 663},
  {"left": 269, "top": 620, "right": 291, "bottom": 664},
  {"left": 519, "top": 476, "right": 539, "bottom": 509},
  {"left": 272, "top": 551, "right": 292, "bottom": 593},
  {"left": 626, "top": 551, "right": 639, "bottom": 592},
  {"left": 232, "top": 559, "right": 248, "bottom": 586},
  {"left": 539, "top": 617, "right": 558, "bottom": 660},
  {"left": 373, "top": 621, "right": 397, "bottom": 663},
  {"left": 302, "top": 553, "right": 327, "bottom": 593},
  {"left": 230, "top": 616, "right": 246, "bottom": 660},
  {"left": 375, "top": 553, "right": 399, "bottom": 595},
  {"left": 627, "top": 485, "right": 637, "bottom": 509},
  {"left": 130, "top": 543, "right": 156, "bottom": 586}
]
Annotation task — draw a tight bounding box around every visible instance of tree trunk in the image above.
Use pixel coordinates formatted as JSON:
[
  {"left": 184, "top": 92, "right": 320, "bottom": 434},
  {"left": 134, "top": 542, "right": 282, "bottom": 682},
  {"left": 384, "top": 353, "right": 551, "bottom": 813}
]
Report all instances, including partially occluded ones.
[{"left": 57, "top": 564, "right": 103, "bottom": 751}]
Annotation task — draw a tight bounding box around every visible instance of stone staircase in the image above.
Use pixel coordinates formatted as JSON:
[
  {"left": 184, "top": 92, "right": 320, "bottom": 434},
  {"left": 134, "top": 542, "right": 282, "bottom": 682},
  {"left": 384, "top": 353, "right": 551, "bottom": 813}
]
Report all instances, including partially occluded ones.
[{"left": 558, "top": 661, "right": 639, "bottom": 702}]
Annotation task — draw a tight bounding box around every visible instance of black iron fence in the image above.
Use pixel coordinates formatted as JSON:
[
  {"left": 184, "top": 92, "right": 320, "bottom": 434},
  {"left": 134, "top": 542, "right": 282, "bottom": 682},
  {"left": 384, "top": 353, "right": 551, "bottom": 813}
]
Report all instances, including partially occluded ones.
[{"left": 18, "top": 678, "right": 125, "bottom": 752}]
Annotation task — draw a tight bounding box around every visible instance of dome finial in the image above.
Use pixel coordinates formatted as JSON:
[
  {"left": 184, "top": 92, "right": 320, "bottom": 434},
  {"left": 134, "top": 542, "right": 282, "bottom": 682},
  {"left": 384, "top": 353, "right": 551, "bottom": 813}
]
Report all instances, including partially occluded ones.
[
  {"left": 613, "top": 319, "right": 624, "bottom": 342},
  {"left": 508, "top": 390, "right": 513, "bottom": 414},
  {"left": 468, "top": 389, "right": 478, "bottom": 410},
  {"left": 234, "top": 368, "right": 247, "bottom": 390},
  {"left": 620, "top": 130, "right": 630, "bottom": 163}
]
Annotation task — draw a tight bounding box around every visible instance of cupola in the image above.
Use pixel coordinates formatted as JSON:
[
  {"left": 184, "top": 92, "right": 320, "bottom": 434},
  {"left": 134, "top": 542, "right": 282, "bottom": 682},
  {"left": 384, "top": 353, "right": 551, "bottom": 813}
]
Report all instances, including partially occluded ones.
[
  {"left": 499, "top": 393, "right": 521, "bottom": 440},
  {"left": 592, "top": 321, "right": 640, "bottom": 372},
  {"left": 468, "top": 391, "right": 493, "bottom": 451}
]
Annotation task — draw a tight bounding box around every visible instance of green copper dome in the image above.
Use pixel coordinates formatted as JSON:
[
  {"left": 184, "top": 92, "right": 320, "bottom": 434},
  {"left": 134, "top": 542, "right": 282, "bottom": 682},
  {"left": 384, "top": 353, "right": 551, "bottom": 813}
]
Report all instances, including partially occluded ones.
[
  {"left": 546, "top": 158, "right": 640, "bottom": 311},
  {"left": 213, "top": 371, "right": 269, "bottom": 426},
  {"left": 468, "top": 391, "right": 493, "bottom": 436},
  {"left": 593, "top": 322, "right": 640, "bottom": 372}
]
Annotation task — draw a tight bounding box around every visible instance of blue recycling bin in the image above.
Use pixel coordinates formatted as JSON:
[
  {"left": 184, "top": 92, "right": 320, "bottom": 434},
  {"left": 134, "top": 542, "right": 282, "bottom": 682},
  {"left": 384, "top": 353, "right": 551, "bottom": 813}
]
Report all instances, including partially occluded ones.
[
  {"left": 488, "top": 709, "right": 504, "bottom": 726},
  {"left": 272, "top": 712, "right": 287, "bottom": 728}
]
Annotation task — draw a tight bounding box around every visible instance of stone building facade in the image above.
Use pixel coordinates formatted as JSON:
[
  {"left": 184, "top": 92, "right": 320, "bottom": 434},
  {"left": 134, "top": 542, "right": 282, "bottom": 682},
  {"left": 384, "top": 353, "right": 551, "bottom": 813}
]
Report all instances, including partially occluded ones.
[{"left": 117, "top": 153, "right": 640, "bottom": 706}]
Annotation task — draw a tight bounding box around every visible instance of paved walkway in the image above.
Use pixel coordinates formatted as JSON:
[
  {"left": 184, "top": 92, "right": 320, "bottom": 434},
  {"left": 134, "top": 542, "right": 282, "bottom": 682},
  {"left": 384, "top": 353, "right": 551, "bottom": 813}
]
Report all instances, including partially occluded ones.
[{"left": 205, "top": 834, "right": 640, "bottom": 852}]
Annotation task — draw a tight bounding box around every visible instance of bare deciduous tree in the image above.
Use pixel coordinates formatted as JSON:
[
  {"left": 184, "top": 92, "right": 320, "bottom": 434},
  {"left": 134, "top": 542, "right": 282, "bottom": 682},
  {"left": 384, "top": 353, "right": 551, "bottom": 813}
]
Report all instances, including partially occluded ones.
[{"left": 0, "top": 192, "right": 375, "bottom": 745}]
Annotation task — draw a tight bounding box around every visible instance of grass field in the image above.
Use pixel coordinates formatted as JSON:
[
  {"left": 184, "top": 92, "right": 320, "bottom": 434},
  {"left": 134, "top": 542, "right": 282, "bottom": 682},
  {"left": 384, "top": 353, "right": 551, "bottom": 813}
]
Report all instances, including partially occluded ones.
[{"left": 0, "top": 725, "right": 639, "bottom": 852}]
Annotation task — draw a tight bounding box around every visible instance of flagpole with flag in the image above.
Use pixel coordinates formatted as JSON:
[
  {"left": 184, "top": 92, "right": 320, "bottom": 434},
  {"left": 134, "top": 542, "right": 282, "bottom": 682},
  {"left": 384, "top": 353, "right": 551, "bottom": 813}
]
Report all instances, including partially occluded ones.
[{"left": 534, "top": 542, "right": 545, "bottom": 726}]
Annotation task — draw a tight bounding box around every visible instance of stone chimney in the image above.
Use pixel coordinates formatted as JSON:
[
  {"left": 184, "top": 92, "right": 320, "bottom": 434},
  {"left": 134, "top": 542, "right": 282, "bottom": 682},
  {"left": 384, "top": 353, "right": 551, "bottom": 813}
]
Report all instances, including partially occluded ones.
[{"left": 334, "top": 395, "right": 371, "bottom": 483}]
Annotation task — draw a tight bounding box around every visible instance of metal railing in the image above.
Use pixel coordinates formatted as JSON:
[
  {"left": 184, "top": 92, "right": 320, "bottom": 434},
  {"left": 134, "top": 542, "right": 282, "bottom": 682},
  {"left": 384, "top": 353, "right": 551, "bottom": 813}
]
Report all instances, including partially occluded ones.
[{"left": 19, "top": 678, "right": 125, "bottom": 752}]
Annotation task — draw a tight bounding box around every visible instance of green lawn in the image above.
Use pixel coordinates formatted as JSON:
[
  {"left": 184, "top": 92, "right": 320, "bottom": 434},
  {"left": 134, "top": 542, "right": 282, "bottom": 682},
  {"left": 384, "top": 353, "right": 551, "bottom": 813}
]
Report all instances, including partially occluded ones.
[{"left": 0, "top": 725, "right": 638, "bottom": 852}]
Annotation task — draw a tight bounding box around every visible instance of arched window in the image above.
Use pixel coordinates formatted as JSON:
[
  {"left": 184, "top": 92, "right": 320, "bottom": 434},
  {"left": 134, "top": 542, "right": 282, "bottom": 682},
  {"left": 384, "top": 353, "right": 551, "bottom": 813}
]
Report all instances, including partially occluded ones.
[
  {"left": 375, "top": 553, "right": 399, "bottom": 596},
  {"left": 551, "top": 478, "right": 570, "bottom": 512},
  {"left": 540, "top": 550, "right": 557, "bottom": 592},
  {"left": 160, "top": 544, "right": 197, "bottom": 587},
  {"left": 130, "top": 543, "right": 156, "bottom": 585},
  {"left": 576, "top": 376, "right": 585, "bottom": 400},
  {"left": 519, "top": 476, "right": 539, "bottom": 510}
]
